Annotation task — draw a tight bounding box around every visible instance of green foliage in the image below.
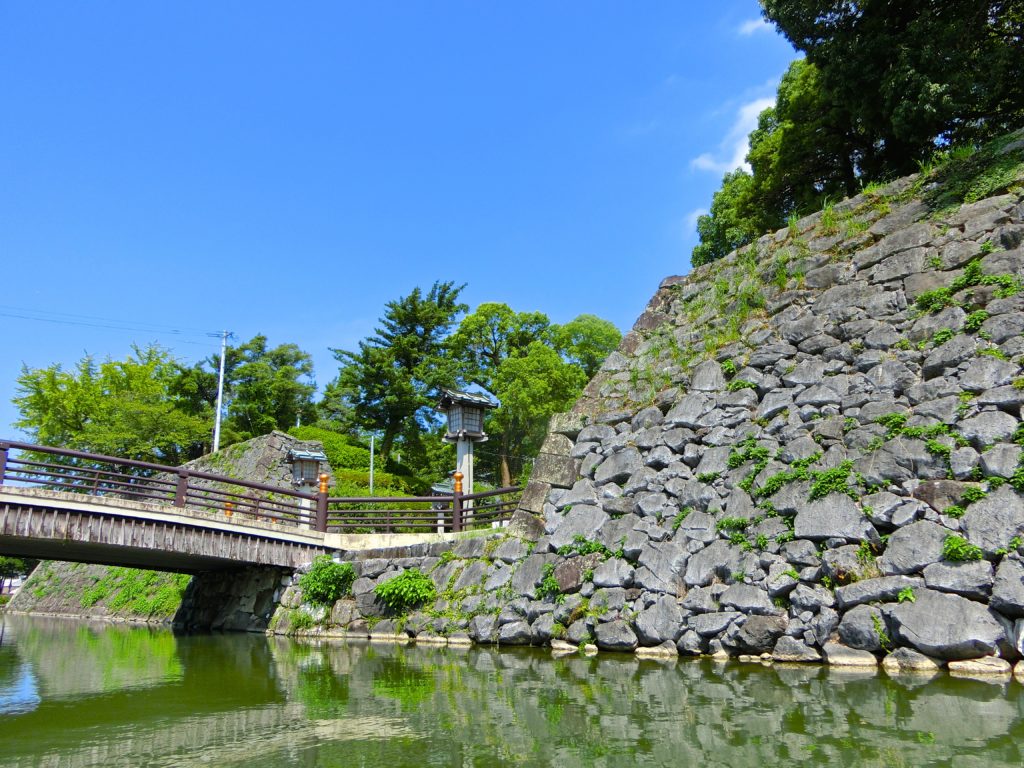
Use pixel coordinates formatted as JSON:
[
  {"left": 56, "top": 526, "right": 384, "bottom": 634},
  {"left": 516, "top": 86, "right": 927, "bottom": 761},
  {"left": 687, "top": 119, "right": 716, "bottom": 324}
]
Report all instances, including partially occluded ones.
[
  {"left": 537, "top": 563, "right": 562, "bottom": 602},
  {"left": 915, "top": 259, "right": 1023, "bottom": 314},
  {"left": 442, "top": 304, "right": 618, "bottom": 485},
  {"left": 550, "top": 314, "right": 622, "bottom": 379},
  {"left": 856, "top": 541, "right": 876, "bottom": 566},
  {"left": 754, "top": 451, "right": 822, "bottom": 499},
  {"left": 717, "top": 517, "right": 751, "bottom": 532},
  {"left": 691, "top": 170, "right": 765, "bottom": 267},
  {"left": 489, "top": 342, "right": 588, "bottom": 484},
  {"left": 721, "top": 359, "right": 738, "bottom": 378},
  {"left": 374, "top": 568, "right": 437, "bottom": 612},
  {"left": 726, "top": 379, "right": 757, "bottom": 392},
  {"left": 79, "top": 567, "right": 190, "bottom": 618},
  {"left": 0, "top": 557, "right": 28, "bottom": 579},
  {"left": 14, "top": 345, "right": 210, "bottom": 465},
  {"left": 943, "top": 505, "right": 966, "bottom": 519},
  {"left": 1010, "top": 464, "right": 1024, "bottom": 493},
  {"left": 961, "top": 487, "right": 988, "bottom": 504},
  {"left": 299, "top": 556, "right": 356, "bottom": 606},
  {"left": 327, "top": 281, "right": 468, "bottom": 469},
  {"left": 692, "top": 0, "right": 1024, "bottom": 270},
  {"left": 964, "top": 310, "right": 990, "bottom": 333},
  {"left": 727, "top": 437, "right": 771, "bottom": 469},
  {"left": 288, "top": 426, "right": 371, "bottom": 470},
  {"left": 897, "top": 586, "right": 916, "bottom": 604},
  {"left": 556, "top": 535, "right": 623, "bottom": 560},
  {"left": 942, "top": 535, "right": 984, "bottom": 562},
  {"left": 930, "top": 328, "right": 955, "bottom": 347},
  {"left": 874, "top": 412, "right": 909, "bottom": 436},
  {"left": 808, "top": 461, "right": 858, "bottom": 501},
  {"left": 872, "top": 614, "right": 892, "bottom": 651},
  {"left": 763, "top": 1, "right": 1024, "bottom": 176},
  {"left": 672, "top": 507, "right": 692, "bottom": 531},
  {"left": 289, "top": 610, "right": 315, "bottom": 631},
  {"left": 696, "top": 472, "right": 721, "bottom": 484},
  {"left": 980, "top": 347, "right": 1008, "bottom": 360}
]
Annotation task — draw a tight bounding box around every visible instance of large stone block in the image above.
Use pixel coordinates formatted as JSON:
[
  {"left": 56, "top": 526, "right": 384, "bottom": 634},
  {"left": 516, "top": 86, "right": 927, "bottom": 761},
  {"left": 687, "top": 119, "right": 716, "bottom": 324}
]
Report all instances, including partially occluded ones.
[{"left": 890, "top": 588, "right": 1007, "bottom": 660}]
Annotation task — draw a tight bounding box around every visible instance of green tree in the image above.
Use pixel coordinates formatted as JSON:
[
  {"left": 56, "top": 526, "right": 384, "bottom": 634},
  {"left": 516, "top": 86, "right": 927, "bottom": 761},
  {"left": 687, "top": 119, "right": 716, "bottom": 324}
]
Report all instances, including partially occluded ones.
[
  {"left": 175, "top": 334, "right": 317, "bottom": 445},
  {"left": 691, "top": 169, "right": 762, "bottom": 267},
  {"left": 745, "top": 59, "right": 862, "bottom": 220},
  {"left": 447, "top": 302, "right": 550, "bottom": 389},
  {"left": 14, "top": 345, "right": 209, "bottom": 465},
  {"left": 693, "top": 3, "right": 1024, "bottom": 267},
  {"left": 223, "top": 335, "right": 316, "bottom": 440},
  {"left": 551, "top": 315, "right": 622, "bottom": 379},
  {"left": 692, "top": 59, "right": 863, "bottom": 267},
  {"left": 447, "top": 303, "right": 551, "bottom": 485},
  {"left": 490, "top": 342, "right": 587, "bottom": 484},
  {"left": 762, "top": 0, "right": 1024, "bottom": 176},
  {"left": 328, "top": 281, "right": 467, "bottom": 467}
]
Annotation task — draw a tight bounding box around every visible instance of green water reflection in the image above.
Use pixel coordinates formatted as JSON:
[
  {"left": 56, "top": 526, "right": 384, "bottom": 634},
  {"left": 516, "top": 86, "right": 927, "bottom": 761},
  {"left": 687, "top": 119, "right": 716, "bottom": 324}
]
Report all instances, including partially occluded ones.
[{"left": 1, "top": 615, "right": 1023, "bottom": 767}]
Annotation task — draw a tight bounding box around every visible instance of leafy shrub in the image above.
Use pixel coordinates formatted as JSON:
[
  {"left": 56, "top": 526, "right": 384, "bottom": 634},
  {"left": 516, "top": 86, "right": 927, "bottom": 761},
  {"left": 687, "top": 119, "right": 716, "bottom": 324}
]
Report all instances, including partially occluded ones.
[
  {"left": 374, "top": 568, "right": 437, "bottom": 612},
  {"left": 537, "top": 563, "right": 561, "bottom": 602},
  {"left": 300, "top": 556, "right": 356, "bottom": 606},
  {"left": 726, "top": 379, "right": 757, "bottom": 392},
  {"left": 961, "top": 487, "right": 987, "bottom": 504},
  {"left": 716, "top": 517, "right": 751, "bottom": 532},
  {"left": 808, "top": 461, "right": 858, "bottom": 501},
  {"left": 942, "top": 535, "right": 984, "bottom": 562},
  {"left": 964, "top": 310, "right": 989, "bottom": 333},
  {"left": 556, "top": 534, "right": 622, "bottom": 559},
  {"left": 930, "top": 328, "right": 955, "bottom": 347},
  {"left": 289, "top": 425, "right": 372, "bottom": 469}
]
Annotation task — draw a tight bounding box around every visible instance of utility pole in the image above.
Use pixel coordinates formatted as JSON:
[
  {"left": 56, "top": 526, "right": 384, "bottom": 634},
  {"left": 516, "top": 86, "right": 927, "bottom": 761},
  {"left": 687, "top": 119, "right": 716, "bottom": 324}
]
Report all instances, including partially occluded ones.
[
  {"left": 212, "top": 330, "right": 232, "bottom": 453},
  {"left": 369, "top": 433, "right": 375, "bottom": 495}
]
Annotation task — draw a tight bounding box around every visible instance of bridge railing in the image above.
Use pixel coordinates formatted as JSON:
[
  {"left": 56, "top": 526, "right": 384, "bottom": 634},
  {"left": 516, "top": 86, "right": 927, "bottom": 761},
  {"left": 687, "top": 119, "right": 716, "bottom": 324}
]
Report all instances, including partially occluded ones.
[
  {"left": 0, "top": 440, "right": 523, "bottom": 534},
  {"left": 326, "top": 485, "right": 521, "bottom": 534},
  {"left": 0, "top": 440, "right": 318, "bottom": 529}
]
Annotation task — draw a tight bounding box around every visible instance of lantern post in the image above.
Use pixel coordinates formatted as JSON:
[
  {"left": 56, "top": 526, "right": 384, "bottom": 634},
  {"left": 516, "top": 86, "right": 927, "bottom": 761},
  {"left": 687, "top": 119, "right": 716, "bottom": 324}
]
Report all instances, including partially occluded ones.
[{"left": 437, "top": 388, "right": 497, "bottom": 517}]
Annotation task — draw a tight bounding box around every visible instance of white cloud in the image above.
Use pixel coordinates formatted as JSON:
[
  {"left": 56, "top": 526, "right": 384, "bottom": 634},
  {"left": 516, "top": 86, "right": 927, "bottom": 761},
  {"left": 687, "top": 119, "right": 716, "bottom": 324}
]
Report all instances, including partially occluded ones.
[
  {"left": 690, "top": 96, "right": 775, "bottom": 175},
  {"left": 685, "top": 208, "right": 707, "bottom": 234},
  {"left": 738, "top": 18, "right": 771, "bottom": 36}
]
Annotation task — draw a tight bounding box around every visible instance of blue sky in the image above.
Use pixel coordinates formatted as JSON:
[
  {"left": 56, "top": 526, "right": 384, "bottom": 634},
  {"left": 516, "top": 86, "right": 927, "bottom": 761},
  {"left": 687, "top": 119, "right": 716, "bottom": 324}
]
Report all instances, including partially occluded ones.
[{"left": 0, "top": 2, "right": 796, "bottom": 439}]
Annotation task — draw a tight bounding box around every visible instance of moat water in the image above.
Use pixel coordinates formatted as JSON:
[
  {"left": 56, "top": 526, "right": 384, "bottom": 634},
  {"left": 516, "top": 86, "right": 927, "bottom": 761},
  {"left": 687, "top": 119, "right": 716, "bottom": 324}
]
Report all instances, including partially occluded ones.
[{"left": 1, "top": 614, "right": 1023, "bottom": 767}]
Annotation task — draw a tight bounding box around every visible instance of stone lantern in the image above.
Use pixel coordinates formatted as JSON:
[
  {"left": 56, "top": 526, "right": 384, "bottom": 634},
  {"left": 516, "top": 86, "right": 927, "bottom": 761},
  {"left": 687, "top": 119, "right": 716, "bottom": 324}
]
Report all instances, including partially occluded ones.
[
  {"left": 437, "top": 388, "right": 497, "bottom": 496},
  {"left": 287, "top": 448, "right": 327, "bottom": 488}
]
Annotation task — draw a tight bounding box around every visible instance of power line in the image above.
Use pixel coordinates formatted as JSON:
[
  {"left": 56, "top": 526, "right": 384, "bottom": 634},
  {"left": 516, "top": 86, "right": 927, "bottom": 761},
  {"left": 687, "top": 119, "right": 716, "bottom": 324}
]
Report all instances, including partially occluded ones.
[{"left": 0, "top": 304, "right": 221, "bottom": 339}]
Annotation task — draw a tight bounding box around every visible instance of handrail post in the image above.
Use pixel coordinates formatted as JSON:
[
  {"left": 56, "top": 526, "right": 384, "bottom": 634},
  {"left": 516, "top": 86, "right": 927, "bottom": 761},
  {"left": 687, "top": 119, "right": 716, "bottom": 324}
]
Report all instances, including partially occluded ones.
[
  {"left": 174, "top": 469, "right": 188, "bottom": 507},
  {"left": 0, "top": 442, "right": 8, "bottom": 485},
  {"left": 452, "top": 471, "right": 464, "bottom": 533},
  {"left": 315, "top": 473, "right": 329, "bottom": 532}
]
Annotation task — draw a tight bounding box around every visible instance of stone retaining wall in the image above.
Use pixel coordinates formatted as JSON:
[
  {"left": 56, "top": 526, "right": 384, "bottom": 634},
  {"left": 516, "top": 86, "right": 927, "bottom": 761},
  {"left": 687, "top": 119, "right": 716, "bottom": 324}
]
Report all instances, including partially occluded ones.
[{"left": 274, "top": 138, "right": 1024, "bottom": 678}]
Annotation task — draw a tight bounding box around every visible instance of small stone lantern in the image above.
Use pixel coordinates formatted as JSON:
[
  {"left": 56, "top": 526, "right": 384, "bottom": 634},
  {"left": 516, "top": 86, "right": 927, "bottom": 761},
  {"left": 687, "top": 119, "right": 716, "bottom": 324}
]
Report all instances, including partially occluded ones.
[
  {"left": 437, "top": 388, "right": 497, "bottom": 495},
  {"left": 287, "top": 448, "right": 328, "bottom": 488}
]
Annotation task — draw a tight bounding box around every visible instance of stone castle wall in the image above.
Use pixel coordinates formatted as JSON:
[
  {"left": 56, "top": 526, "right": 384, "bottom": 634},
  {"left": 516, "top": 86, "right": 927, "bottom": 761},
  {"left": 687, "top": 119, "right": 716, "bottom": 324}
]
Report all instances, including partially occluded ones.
[{"left": 282, "top": 141, "right": 1024, "bottom": 674}]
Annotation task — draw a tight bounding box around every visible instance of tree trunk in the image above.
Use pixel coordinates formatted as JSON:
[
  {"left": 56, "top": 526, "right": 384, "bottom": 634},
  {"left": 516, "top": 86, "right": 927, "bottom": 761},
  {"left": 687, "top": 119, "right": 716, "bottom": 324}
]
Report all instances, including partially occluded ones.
[{"left": 499, "top": 433, "right": 512, "bottom": 487}]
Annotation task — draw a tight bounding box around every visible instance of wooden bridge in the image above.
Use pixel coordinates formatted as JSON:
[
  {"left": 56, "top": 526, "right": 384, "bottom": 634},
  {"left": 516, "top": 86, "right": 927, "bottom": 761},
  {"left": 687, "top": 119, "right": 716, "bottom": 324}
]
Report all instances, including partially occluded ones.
[{"left": 0, "top": 440, "right": 521, "bottom": 572}]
